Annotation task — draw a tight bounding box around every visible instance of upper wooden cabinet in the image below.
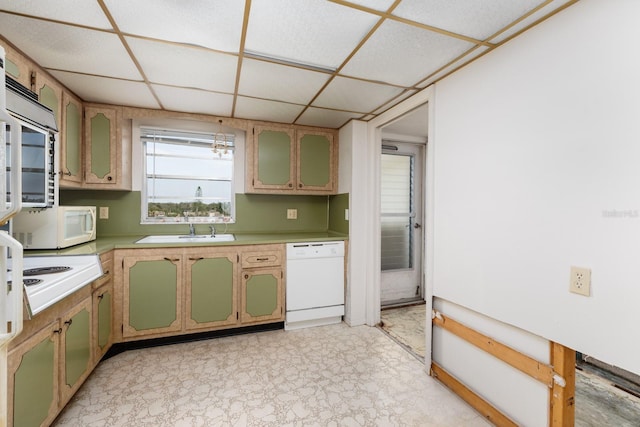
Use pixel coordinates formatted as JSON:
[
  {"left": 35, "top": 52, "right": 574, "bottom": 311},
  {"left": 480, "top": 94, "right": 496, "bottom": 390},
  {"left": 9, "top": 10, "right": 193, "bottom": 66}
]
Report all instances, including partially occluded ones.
[
  {"left": 34, "top": 71, "right": 63, "bottom": 129},
  {"left": 247, "top": 125, "right": 337, "bottom": 195},
  {"left": 2, "top": 42, "right": 31, "bottom": 88},
  {"left": 60, "top": 91, "right": 84, "bottom": 186},
  {"left": 83, "top": 104, "right": 132, "bottom": 190}
]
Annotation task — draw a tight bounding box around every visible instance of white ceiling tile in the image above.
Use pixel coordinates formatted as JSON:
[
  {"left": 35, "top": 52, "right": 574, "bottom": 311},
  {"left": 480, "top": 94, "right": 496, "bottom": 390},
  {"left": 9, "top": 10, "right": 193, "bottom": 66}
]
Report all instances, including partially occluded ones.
[
  {"left": 103, "top": 0, "right": 244, "bottom": 52},
  {"left": 489, "top": 0, "right": 575, "bottom": 44},
  {"left": 238, "top": 59, "right": 331, "bottom": 104},
  {"left": 126, "top": 37, "right": 237, "bottom": 93},
  {"left": 296, "top": 107, "right": 362, "bottom": 128},
  {"left": 49, "top": 71, "right": 160, "bottom": 109},
  {"left": 313, "top": 76, "right": 404, "bottom": 113},
  {"left": 153, "top": 85, "right": 233, "bottom": 116},
  {"left": 0, "top": 0, "right": 112, "bottom": 28},
  {"left": 245, "top": 0, "right": 380, "bottom": 69},
  {"left": 339, "top": 0, "right": 398, "bottom": 12},
  {"left": 234, "top": 97, "right": 305, "bottom": 123},
  {"left": 392, "top": 0, "right": 546, "bottom": 40},
  {"left": 416, "top": 46, "right": 490, "bottom": 88},
  {"left": 341, "top": 19, "right": 475, "bottom": 87},
  {"left": 372, "top": 89, "right": 418, "bottom": 115},
  {"left": 0, "top": 13, "right": 141, "bottom": 80}
]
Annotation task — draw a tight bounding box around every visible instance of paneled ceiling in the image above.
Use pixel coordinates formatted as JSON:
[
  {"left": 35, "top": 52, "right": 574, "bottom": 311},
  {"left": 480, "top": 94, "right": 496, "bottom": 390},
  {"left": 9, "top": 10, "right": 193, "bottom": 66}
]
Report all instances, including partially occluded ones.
[{"left": 0, "top": 0, "right": 577, "bottom": 130}]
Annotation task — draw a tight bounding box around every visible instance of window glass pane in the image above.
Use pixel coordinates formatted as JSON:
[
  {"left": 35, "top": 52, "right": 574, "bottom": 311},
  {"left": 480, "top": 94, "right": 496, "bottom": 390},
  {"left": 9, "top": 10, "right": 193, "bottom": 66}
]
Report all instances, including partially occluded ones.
[
  {"left": 381, "top": 153, "right": 414, "bottom": 271},
  {"left": 142, "top": 128, "right": 235, "bottom": 223}
]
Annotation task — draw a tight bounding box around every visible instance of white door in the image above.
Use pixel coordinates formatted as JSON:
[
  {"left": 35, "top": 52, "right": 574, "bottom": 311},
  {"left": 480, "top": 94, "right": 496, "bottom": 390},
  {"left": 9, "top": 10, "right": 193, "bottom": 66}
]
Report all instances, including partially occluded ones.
[{"left": 380, "top": 142, "right": 424, "bottom": 305}]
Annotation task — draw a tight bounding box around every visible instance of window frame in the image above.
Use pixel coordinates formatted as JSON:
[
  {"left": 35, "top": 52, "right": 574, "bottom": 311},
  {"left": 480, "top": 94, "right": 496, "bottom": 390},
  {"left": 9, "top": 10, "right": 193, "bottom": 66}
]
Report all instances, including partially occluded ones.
[{"left": 140, "top": 126, "right": 236, "bottom": 225}]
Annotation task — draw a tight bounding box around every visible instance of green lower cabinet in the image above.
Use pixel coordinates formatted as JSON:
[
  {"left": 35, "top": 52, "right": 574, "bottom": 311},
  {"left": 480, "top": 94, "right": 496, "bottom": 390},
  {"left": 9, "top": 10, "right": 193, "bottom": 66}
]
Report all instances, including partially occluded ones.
[
  {"left": 94, "top": 283, "right": 113, "bottom": 361},
  {"left": 10, "top": 324, "right": 59, "bottom": 427},
  {"left": 124, "top": 255, "right": 182, "bottom": 338},
  {"left": 60, "top": 298, "right": 93, "bottom": 406},
  {"left": 186, "top": 253, "right": 237, "bottom": 330},
  {"left": 241, "top": 267, "right": 283, "bottom": 324}
]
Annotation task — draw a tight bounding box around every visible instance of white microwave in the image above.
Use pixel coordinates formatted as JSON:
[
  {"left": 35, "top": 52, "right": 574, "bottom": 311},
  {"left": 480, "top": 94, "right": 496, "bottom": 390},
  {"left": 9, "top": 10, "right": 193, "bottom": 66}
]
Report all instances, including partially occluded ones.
[{"left": 12, "top": 206, "right": 96, "bottom": 249}]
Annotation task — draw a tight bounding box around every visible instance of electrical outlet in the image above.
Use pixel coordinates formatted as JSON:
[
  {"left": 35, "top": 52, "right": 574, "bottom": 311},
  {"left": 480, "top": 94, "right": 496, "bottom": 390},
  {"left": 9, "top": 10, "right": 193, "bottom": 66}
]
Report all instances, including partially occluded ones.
[
  {"left": 569, "top": 266, "right": 591, "bottom": 296},
  {"left": 99, "top": 206, "right": 109, "bottom": 220},
  {"left": 287, "top": 209, "right": 297, "bottom": 220}
]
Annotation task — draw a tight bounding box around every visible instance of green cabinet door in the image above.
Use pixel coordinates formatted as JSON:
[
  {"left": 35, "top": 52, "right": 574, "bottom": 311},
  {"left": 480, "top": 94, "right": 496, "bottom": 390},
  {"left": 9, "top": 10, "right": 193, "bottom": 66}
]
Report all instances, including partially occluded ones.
[
  {"left": 241, "top": 267, "right": 283, "bottom": 324},
  {"left": 297, "top": 131, "right": 334, "bottom": 192},
  {"left": 60, "top": 93, "right": 83, "bottom": 185},
  {"left": 253, "top": 126, "right": 295, "bottom": 190},
  {"left": 186, "top": 252, "right": 237, "bottom": 330},
  {"left": 62, "top": 303, "right": 91, "bottom": 393},
  {"left": 84, "top": 106, "right": 117, "bottom": 185},
  {"left": 96, "top": 285, "right": 113, "bottom": 358},
  {"left": 124, "top": 256, "right": 182, "bottom": 338},
  {"left": 10, "top": 324, "right": 59, "bottom": 427}
]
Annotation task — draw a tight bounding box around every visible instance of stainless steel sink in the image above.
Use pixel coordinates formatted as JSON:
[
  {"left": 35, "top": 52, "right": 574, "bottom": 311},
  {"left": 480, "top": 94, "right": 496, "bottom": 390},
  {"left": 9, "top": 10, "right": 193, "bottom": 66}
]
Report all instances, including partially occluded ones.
[{"left": 135, "top": 234, "right": 235, "bottom": 244}]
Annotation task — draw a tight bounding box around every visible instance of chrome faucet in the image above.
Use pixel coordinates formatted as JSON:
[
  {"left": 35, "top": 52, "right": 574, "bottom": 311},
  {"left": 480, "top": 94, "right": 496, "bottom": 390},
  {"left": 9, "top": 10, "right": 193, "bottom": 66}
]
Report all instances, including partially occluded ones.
[{"left": 209, "top": 225, "right": 216, "bottom": 237}]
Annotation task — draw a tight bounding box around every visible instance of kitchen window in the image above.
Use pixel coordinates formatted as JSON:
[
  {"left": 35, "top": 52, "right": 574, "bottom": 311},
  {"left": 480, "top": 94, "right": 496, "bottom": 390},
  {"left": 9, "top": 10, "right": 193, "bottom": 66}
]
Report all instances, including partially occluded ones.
[{"left": 141, "top": 127, "right": 234, "bottom": 224}]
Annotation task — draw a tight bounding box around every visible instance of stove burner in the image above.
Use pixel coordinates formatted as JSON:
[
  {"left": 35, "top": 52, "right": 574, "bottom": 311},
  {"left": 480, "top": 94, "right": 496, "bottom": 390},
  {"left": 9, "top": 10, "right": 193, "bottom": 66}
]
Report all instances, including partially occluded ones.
[
  {"left": 23, "top": 266, "right": 72, "bottom": 276},
  {"left": 24, "top": 278, "right": 43, "bottom": 286}
]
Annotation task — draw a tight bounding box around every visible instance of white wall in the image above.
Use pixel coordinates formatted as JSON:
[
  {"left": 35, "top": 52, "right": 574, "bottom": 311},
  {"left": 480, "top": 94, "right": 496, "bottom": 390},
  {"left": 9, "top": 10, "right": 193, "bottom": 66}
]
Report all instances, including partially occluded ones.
[
  {"left": 432, "top": 0, "right": 640, "bottom": 375},
  {"left": 339, "top": 120, "right": 368, "bottom": 326}
]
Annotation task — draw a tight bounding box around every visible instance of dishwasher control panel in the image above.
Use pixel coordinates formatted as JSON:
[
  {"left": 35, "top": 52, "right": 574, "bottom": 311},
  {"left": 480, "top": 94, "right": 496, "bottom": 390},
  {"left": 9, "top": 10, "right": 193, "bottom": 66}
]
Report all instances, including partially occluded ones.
[{"left": 286, "top": 241, "right": 345, "bottom": 259}]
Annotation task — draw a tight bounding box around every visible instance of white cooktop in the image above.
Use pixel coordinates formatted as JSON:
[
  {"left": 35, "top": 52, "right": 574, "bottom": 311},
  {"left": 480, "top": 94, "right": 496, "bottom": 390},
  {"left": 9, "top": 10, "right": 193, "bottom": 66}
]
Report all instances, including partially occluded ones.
[{"left": 9, "top": 255, "right": 103, "bottom": 316}]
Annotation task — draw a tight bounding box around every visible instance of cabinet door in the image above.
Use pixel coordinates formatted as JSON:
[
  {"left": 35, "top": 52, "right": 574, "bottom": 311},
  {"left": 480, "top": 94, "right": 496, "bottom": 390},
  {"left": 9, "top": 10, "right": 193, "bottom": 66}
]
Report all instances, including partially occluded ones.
[
  {"left": 250, "top": 125, "right": 296, "bottom": 191},
  {"left": 8, "top": 321, "right": 61, "bottom": 427},
  {"left": 3, "top": 44, "right": 31, "bottom": 88},
  {"left": 240, "top": 267, "right": 284, "bottom": 324},
  {"left": 185, "top": 249, "right": 238, "bottom": 331},
  {"left": 93, "top": 281, "right": 113, "bottom": 363},
  {"left": 60, "top": 92, "right": 83, "bottom": 186},
  {"left": 123, "top": 255, "right": 182, "bottom": 338},
  {"left": 84, "top": 106, "right": 118, "bottom": 185},
  {"left": 296, "top": 130, "right": 335, "bottom": 193},
  {"left": 34, "top": 72, "right": 63, "bottom": 130},
  {"left": 59, "top": 297, "right": 93, "bottom": 406}
]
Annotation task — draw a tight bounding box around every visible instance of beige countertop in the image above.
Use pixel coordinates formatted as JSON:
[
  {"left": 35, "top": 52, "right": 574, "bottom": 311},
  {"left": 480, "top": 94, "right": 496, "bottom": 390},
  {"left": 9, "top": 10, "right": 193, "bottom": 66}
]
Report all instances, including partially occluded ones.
[{"left": 23, "top": 232, "right": 348, "bottom": 256}]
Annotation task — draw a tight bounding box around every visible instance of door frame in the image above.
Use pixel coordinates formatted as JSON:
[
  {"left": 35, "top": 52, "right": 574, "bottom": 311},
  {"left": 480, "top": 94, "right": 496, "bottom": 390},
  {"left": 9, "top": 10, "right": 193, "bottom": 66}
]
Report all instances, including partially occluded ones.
[
  {"left": 380, "top": 142, "right": 425, "bottom": 305},
  {"left": 365, "top": 86, "right": 435, "bottom": 368}
]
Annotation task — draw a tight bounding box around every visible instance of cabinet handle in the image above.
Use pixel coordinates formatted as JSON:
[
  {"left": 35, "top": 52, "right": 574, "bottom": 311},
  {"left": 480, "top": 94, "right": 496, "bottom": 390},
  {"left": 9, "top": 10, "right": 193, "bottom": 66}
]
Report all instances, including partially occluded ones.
[
  {"left": 64, "top": 319, "right": 73, "bottom": 326},
  {"left": 107, "top": 176, "right": 113, "bottom": 181},
  {"left": 97, "top": 293, "right": 105, "bottom": 300},
  {"left": 58, "top": 169, "right": 72, "bottom": 176},
  {"left": 97, "top": 270, "right": 110, "bottom": 280},
  {"left": 256, "top": 257, "right": 269, "bottom": 261},
  {"left": 163, "top": 257, "right": 179, "bottom": 262},
  {"left": 189, "top": 257, "right": 204, "bottom": 261},
  {"left": 52, "top": 328, "right": 62, "bottom": 334},
  {"left": 298, "top": 183, "right": 303, "bottom": 188},
  {"left": 288, "top": 183, "right": 293, "bottom": 188},
  {"left": 244, "top": 274, "right": 249, "bottom": 279}
]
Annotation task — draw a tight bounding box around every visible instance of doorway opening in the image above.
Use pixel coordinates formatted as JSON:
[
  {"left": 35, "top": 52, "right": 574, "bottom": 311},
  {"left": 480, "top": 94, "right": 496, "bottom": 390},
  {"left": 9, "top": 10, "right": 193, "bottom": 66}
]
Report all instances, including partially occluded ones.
[{"left": 380, "top": 142, "right": 424, "bottom": 308}]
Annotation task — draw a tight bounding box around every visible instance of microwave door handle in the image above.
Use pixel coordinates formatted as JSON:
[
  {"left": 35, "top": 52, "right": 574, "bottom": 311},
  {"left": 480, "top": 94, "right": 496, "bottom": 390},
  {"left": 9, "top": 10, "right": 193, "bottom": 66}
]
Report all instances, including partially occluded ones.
[
  {"left": 0, "top": 111, "right": 22, "bottom": 223},
  {"left": 88, "top": 208, "right": 96, "bottom": 235}
]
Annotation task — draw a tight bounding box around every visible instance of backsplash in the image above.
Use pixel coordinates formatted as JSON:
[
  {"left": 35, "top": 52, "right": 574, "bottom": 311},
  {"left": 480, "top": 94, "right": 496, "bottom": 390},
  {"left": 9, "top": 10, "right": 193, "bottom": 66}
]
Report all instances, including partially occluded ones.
[{"left": 60, "top": 190, "right": 348, "bottom": 236}]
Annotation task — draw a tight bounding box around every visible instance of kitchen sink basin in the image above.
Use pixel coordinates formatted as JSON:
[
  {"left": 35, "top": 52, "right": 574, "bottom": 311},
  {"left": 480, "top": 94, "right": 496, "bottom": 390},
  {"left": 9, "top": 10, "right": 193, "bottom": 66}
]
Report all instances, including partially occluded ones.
[{"left": 135, "top": 234, "right": 235, "bottom": 244}]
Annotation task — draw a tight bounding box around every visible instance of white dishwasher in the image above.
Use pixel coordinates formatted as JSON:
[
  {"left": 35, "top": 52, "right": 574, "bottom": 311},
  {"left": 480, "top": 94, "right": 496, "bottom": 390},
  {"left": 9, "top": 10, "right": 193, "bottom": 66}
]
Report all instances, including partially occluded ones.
[{"left": 285, "top": 241, "right": 345, "bottom": 330}]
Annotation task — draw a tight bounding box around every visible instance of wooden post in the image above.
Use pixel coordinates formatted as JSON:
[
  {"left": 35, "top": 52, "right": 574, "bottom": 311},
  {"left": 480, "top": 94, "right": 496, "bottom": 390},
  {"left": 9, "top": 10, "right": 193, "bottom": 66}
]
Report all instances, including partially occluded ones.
[{"left": 550, "top": 342, "right": 576, "bottom": 426}]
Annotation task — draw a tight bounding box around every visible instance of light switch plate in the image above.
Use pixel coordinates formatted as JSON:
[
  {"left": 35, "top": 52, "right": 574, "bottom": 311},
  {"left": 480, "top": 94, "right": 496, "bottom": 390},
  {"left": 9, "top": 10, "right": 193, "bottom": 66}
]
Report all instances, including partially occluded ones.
[
  {"left": 569, "top": 266, "right": 591, "bottom": 296},
  {"left": 99, "top": 206, "right": 109, "bottom": 220},
  {"left": 287, "top": 209, "right": 297, "bottom": 220}
]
